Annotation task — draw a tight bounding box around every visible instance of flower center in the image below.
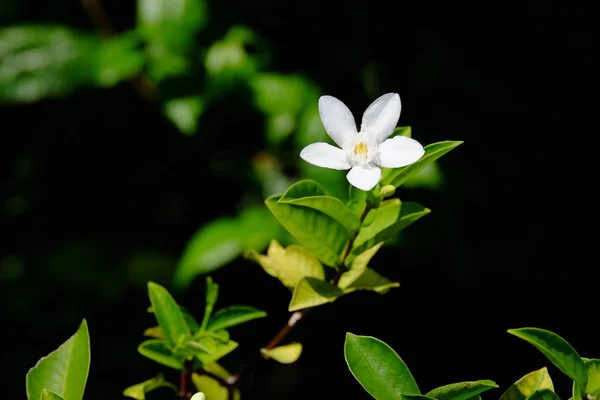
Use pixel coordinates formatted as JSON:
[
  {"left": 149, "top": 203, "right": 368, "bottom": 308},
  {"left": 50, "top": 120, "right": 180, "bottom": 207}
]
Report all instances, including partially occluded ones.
[
  {"left": 344, "top": 133, "right": 377, "bottom": 166},
  {"left": 354, "top": 142, "right": 368, "bottom": 157}
]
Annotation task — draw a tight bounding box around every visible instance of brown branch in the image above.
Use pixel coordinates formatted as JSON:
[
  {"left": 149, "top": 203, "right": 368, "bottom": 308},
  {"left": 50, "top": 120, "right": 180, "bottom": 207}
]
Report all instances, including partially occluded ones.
[
  {"left": 80, "top": 0, "right": 159, "bottom": 103},
  {"left": 179, "top": 370, "right": 188, "bottom": 400}
]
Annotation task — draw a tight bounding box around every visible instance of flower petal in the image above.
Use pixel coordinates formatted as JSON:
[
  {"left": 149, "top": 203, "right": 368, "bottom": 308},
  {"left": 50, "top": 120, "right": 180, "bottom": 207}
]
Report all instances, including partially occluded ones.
[
  {"left": 319, "top": 95, "right": 357, "bottom": 147},
  {"left": 360, "top": 93, "right": 401, "bottom": 144},
  {"left": 377, "top": 136, "right": 425, "bottom": 168},
  {"left": 346, "top": 164, "right": 381, "bottom": 191},
  {"left": 300, "top": 142, "right": 352, "bottom": 170}
]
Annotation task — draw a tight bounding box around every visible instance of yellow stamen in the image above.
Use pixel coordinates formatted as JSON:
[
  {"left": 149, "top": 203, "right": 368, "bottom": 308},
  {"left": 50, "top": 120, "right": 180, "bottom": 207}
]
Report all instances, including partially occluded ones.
[{"left": 354, "top": 142, "right": 368, "bottom": 156}]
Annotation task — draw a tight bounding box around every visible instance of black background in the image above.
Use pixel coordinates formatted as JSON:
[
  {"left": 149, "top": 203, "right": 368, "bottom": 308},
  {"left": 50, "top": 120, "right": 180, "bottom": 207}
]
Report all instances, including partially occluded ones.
[{"left": 1, "top": 1, "right": 595, "bottom": 399}]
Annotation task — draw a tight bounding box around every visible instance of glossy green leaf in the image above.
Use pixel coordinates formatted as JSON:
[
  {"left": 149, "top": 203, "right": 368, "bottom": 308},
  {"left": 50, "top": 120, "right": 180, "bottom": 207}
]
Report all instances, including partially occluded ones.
[
  {"left": 200, "top": 277, "right": 219, "bottom": 330},
  {"left": 509, "top": 328, "right": 587, "bottom": 389},
  {"left": 338, "top": 243, "right": 399, "bottom": 294},
  {"left": 26, "top": 319, "right": 90, "bottom": 400},
  {"left": 403, "top": 163, "right": 444, "bottom": 190},
  {"left": 347, "top": 185, "right": 368, "bottom": 217},
  {"left": 148, "top": 282, "right": 190, "bottom": 348},
  {"left": 261, "top": 343, "right": 303, "bottom": 364},
  {"left": 194, "top": 340, "right": 239, "bottom": 366},
  {"left": 288, "top": 277, "right": 344, "bottom": 311},
  {"left": 266, "top": 192, "right": 349, "bottom": 267},
  {"left": 193, "top": 330, "right": 230, "bottom": 343},
  {"left": 401, "top": 396, "right": 436, "bottom": 400},
  {"left": 345, "top": 333, "right": 420, "bottom": 400},
  {"left": 122, "top": 374, "right": 176, "bottom": 399},
  {"left": 138, "top": 340, "right": 183, "bottom": 370},
  {"left": 191, "top": 363, "right": 240, "bottom": 400},
  {"left": 498, "top": 368, "right": 554, "bottom": 400},
  {"left": 246, "top": 240, "right": 325, "bottom": 289},
  {"left": 350, "top": 201, "right": 430, "bottom": 260},
  {"left": 174, "top": 206, "right": 280, "bottom": 288},
  {"left": 381, "top": 141, "right": 463, "bottom": 188},
  {"left": 585, "top": 359, "right": 600, "bottom": 397},
  {"left": 41, "top": 389, "right": 64, "bottom": 400},
  {"left": 426, "top": 380, "right": 498, "bottom": 400},
  {"left": 278, "top": 180, "right": 360, "bottom": 232},
  {"left": 207, "top": 305, "right": 267, "bottom": 331},
  {"left": 0, "top": 26, "right": 143, "bottom": 103}
]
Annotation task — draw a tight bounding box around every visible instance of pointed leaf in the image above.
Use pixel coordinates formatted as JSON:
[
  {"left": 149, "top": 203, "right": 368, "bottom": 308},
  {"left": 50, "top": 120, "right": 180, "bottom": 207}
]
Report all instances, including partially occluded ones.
[
  {"left": 585, "top": 359, "right": 600, "bottom": 397},
  {"left": 339, "top": 242, "right": 399, "bottom": 294},
  {"left": 350, "top": 201, "right": 430, "bottom": 260},
  {"left": 137, "top": 340, "right": 183, "bottom": 370},
  {"left": 278, "top": 185, "right": 361, "bottom": 232},
  {"left": 195, "top": 340, "right": 239, "bottom": 366},
  {"left": 143, "top": 326, "right": 166, "bottom": 340},
  {"left": 347, "top": 185, "right": 368, "bottom": 216},
  {"left": 191, "top": 363, "right": 240, "bottom": 400},
  {"left": 345, "top": 333, "right": 420, "bottom": 400},
  {"left": 499, "top": 368, "right": 554, "bottom": 400},
  {"left": 148, "top": 282, "right": 191, "bottom": 348},
  {"left": 288, "top": 278, "right": 344, "bottom": 311},
  {"left": 193, "top": 330, "right": 230, "bottom": 343},
  {"left": 261, "top": 343, "right": 303, "bottom": 364},
  {"left": 393, "top": 126, "right": 412, "bottom": 138},
  {"left": 41, "top": 390, "right": 64, "bottom": 400},
  {"left": 381, "top": 141, "right": 463, "bottom": 188},
  {"left": 266, "top": 194, "right": 349, "bottom": 267},
  {"left": 426, "top": 380, "right": 498, "bottom": 400},
  {"left": 26, "top": 319, "right": 90, "bottom": 400},
  {"left": 200, "top": 277, "right": 219, "bottom": 330},
  {"left": 509, "top": 328, "right": 587, "bottom": 389},
  {"left": 207, "top": 306, "right": 267, "bottom": 331},
  {"left": 246, "top": 240, "right": 325, "bottom": 289},
  {"left": 123, "top": 374, "right": 176, "bottom": 399}
]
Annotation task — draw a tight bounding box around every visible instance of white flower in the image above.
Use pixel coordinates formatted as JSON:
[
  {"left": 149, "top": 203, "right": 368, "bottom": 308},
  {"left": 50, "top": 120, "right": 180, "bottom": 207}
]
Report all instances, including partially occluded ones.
[
  {"left": 300, "top": 93, "right": 425, "bottom": 191},
  {"left": 191, "top": 393, "right": 206, "bottom": 400}
]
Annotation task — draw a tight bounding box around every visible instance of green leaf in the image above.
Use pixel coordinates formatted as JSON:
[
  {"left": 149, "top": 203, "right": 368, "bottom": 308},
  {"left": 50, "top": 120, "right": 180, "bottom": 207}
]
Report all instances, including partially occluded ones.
[
  {"left": 426, "top": 380, "right": 498, "bottom": 400},
  {"left": 194, "top": 340, "right": 239, "bottom": 366},
  {"left": 508, "top": 328, "right": 587, "bottom": 389},
  {"left": 585, "top": 359, "right": 600, "bottom": 397},
  {"left": 350, "top": 201, "right": 430, "bottom": 260},
  {"left": 148, "top": 282, "right": 191, "bottom": 348},
  {"left": 41, "top": 390, "right": 64, "bottom": 400},
  {"left": 288, "top": 277, "right": 344, "bottom": 311},
  {"left": 261, "top": 343, "right": 303, "bottom": 364},
  {"left": 347, "top": 185, "right": 368, "bottom": 217},
  {"left": 393, "top": 126, "right": 412, "bottom": 138},
  {"left": 345, "top": 333, "right": 420, "bottom": 400},
  {"left": 137, "top": 340, "right": 183, "bottom": 370},
  {"left": 143, "top": 326, "right": 166, "bottom": 340},
  {"left": 207, "top": 306, "right": 267, "bottom": 331},
  {"left": 266, "top": 192, "right": 349, "bottom": 267},
  {"left": 278, "top": 180, "right": 360, "bottom": 232},
  {"left": 26, "top": 319, "right": 90, "bottom": 400},
  {"left": 174, "top": 206, "right": 280, "bottom": 288},
  {"left": 381, "top": 141, "right": 463, "bottom": 188},
  {"left": 528, "top": 390, "right": 561, "bottom": 400},
  {"left": 191, "top": 364, "right": 240, "bottom": 400},
  {"left": 194, "top": 330, "right": 230, "bottom": 343},
  {"left": 338, "top": 243, "right": 400, "bottom": 294},
  {"left": 498, "top": 368, "right": 554, "bottom": 400},
  {"left": 123, "top": 374, "right": 177, "bottom": 399},
  {"left": 200, "top": 277, "right": 219, "bottom": 330},
  {"left": 245, "top": 240, "right": 325, "bottom": 289},
  {"left": 0, "top": 26, "right": 144, "bottom": 103}
]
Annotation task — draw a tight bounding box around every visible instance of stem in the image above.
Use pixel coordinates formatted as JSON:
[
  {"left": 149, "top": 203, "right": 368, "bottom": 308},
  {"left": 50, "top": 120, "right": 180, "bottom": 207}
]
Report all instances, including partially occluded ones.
[
  {"left": 229, "top": 205, "right": 371, "bottom": 387},
  {"left": 80, "top": 0, "right": 159, "bottom": 103},
  {"left": 179, "top": 370, "right": 187, "bottom": 399}
]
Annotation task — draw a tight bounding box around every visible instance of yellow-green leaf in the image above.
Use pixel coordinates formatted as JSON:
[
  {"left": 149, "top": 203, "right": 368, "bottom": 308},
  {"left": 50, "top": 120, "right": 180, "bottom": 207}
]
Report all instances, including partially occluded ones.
[
  {"left": 261, "top": 343, "right": 303, "bottom": 364},
  {"left": 499, "top": 368, "right": 554, "bottom": 400},
  {"left": 191, "top": 363, "right": 240, "bottom": 400},
  {"left": 122, "top": 374, "right": 176, "bottom": 399},
  {"left": 288, "top": 277, "right": 344, "bottom": 312}
]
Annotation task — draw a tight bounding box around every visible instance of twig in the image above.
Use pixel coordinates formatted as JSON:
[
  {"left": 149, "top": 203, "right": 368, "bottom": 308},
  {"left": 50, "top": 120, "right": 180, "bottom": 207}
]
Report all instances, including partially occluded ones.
[
  {"left": 80, "top": 0, "right": 159, "bottom": 103},
  {"left": 179, "top": 370, "right": 188, "bottom": 400}
]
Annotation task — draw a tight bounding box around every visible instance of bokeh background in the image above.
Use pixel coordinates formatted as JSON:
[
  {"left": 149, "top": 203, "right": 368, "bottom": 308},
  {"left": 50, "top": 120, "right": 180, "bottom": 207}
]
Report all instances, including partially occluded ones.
[{"left": 1, "top": 1, "right": 594, "bottom": 399}]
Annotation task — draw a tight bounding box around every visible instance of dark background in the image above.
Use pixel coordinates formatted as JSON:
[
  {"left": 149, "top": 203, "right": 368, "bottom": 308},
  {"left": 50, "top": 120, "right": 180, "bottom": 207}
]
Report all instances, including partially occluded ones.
[{"left": 1, "top": 1, "right": 595, "bottom": 399}]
